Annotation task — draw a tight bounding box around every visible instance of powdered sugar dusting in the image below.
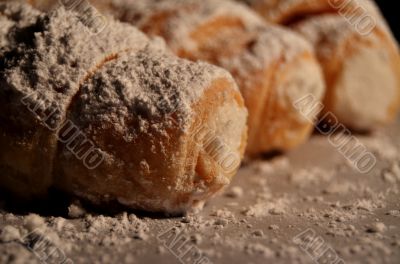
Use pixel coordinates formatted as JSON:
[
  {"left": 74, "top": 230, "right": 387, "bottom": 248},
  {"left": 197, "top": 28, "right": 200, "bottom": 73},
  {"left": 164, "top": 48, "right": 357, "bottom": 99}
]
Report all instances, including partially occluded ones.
[{"left": 70, "top": 46, "right": 230, "bottom": 141}]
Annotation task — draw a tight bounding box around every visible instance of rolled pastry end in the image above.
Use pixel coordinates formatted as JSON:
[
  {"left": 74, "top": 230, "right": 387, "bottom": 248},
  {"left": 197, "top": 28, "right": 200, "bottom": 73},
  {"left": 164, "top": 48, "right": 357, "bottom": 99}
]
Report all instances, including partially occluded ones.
[
  {"left": 54, "top": 48, "right": 248, "bottom": 214},
  {"left": 247, "top": 50, "right": 325, "bottom": 155},
  {"left": 331, "top": 31, "right": 400, "bottom": 130},
  {"left": 235, "top": 27, "right": 326, "bottom": 155},
  {"left": 295, "top": 15, "right": 400, "bottom": 131}
]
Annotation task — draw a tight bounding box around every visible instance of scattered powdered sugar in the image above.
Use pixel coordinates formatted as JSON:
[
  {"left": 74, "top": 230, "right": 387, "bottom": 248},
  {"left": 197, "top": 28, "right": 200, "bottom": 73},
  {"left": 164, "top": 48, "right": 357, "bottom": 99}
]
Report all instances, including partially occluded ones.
[
  {"left": 225, "top": 186, "right": 244, "bottom": 198},
  {"left": 242, "top": 197, "right": 290, "bottom": 217},
  {"left": 346, "top": 198, "right": 385, "bottom": 212},
  {"left": 360, "top": 132, "right": 400, "bottom": 161},
  {"left": 290, "top": 167, "right": 335, "bottom": 187},
  {"left": 386, "top": 210, "right": 400, "bottom": 217},
  {"left": 190, "top": 233, "right": 203, "bottom": 245},
  {"left": 84, "top": 212, "right": 150, "bottom": 244},
  {"left": 210, "top": 208, "right": 235, "bottom": 219},
  {"left": 323, "top": 181, "right": 358, "bottom": 195},
  {"left": 244, "top": 243, "right": 274, "bottom": 258},
  {"left": 251, "top": 156, "right": 291, "bottom": 174},
  {"left": 68, "top": 202, "right": 87, "bottom": 218},
  {"left": 366, "top": 222, "right": 387, "bottom": 233},
  {"left": 252, "top": 229, "right": 264, "bottom": 236},
  {"left": 0, "top": 225, "right": 21, "bottom": 243},
  {"left": 24, "top": 213, "right": 46, "bottom": 232}
]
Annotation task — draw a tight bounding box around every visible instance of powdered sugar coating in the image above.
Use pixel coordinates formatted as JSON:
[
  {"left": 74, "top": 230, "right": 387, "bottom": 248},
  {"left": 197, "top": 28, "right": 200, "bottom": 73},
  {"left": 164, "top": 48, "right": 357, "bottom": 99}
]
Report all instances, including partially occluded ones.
[
  {"left": 70, "top": 47, "right": 234, "bottom": 138},
  {"left": 1, "top": 6, "right": 154, "bottom": 125}
]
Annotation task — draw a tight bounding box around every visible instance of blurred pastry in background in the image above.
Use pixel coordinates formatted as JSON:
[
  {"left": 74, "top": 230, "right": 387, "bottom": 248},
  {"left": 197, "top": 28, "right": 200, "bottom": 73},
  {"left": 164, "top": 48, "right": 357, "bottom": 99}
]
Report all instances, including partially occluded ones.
[{"left": 240, "top": 0, "right": 400, "bottom": 131}]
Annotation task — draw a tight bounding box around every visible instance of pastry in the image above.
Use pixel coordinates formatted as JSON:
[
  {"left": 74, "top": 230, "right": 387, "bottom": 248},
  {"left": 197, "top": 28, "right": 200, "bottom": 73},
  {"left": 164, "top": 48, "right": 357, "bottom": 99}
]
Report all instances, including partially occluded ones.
[
  {"left": 239, "top": 0, "right": 400, "bottom": 130},
  {"left": 0, "top": 3, "right": 248, "bottom": 214},
  {"left": 294, "top": 14, "right": 400, "bottom": 130},
  {"left": 63, "top": 0, "right": 326, "bottom": 155}
]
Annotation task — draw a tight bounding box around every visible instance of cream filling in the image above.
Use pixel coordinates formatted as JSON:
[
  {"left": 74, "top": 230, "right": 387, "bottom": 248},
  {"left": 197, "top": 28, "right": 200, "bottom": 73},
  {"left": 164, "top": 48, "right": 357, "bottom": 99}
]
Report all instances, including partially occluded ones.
[{"left": 334, "top": 45, "right": 397, "bottom": 130}]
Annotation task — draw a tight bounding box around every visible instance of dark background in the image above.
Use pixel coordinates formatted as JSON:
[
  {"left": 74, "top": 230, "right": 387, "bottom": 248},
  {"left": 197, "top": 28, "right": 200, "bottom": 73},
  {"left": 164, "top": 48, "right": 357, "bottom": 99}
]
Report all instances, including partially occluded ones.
[{"left": 375, "top": 1, "right": 399, "bottom": 41}]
